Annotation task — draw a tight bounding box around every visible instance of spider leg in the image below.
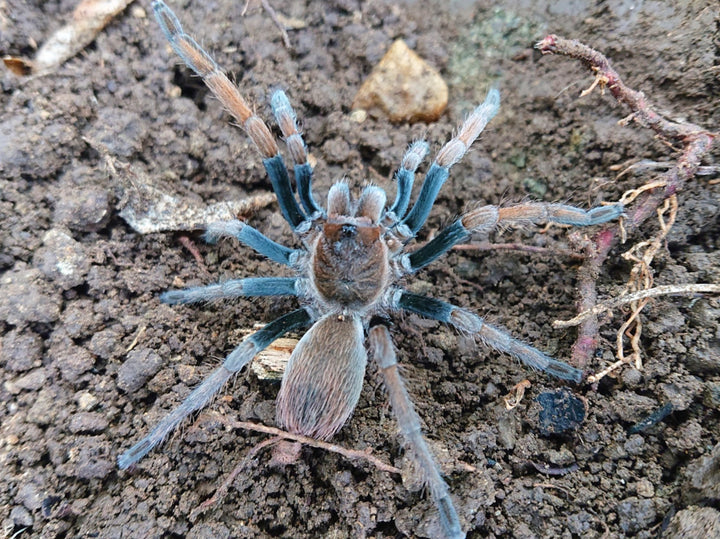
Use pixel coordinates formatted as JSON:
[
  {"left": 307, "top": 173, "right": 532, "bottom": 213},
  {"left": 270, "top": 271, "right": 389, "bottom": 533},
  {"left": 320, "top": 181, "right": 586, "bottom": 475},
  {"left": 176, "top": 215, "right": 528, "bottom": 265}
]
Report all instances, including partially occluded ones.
[
  {"left": 406, "top": 201, "right": 624, "bottom": 271},
  {"left": 392, "top": 290, "right": 583, "bottom": 382},
  {"left": 118, "top": 308, "right": 312, "bottom": 469},
  {"left": 369, "top": 325, "right": 465, "bottom": 539},
  {"left": 402, "top": 89, "right": 500, "bottom": 235},
  {"left": 271, "top": 90, "right": 323, "bottom": 216},
  {"left": 389, "top": 141, "right": 430, "bottom": 220},
  {"left": 152, "top": 1, "right": 306, "bottom": 229},
  {"left": 160, "top": 276, "right": 299, "bottom": 305},
  {"left": 204, "top": 220, "right": 300, "bottom": 267}
]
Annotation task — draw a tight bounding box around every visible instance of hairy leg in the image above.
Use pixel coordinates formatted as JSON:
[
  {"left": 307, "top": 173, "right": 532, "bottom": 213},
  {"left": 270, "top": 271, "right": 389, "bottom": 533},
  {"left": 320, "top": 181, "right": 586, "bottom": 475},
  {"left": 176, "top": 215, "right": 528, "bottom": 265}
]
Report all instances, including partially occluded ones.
[
  {"left": 369, "top": 325, "right": 464, "bottom": 539},
  {"left": 392, "top": 290, "right": 582, "bottom": 382},
  {"left": 405, "top": 201, "right": 624, "bottom": 271},
  {"left": 401, "top": 89, "right": 500, "bottom": 235},
  {"left": 152, "top": 1, "right": 306, "bottom": 228},
  {"left": 203, "top": 220, "right": 301, "bottom": 267},
  {"left": 118, "top": 308, "right": 312, "bottom": 469},
  {"left": 389, "top": 140, "right": 429, "bottom": 220},
  {"left": 271, "top": 90, "right": 323, "bottom": 216},
  {"left": 160, "top": 276, "right": 300, "bottom": 304}
]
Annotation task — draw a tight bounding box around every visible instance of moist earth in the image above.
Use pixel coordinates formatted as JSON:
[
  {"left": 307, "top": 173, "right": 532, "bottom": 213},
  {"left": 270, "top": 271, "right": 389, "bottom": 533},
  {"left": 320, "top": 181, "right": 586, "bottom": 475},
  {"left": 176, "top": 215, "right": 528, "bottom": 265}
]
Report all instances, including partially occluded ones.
[{"left": 1, "top": 1, "right": 719, "bottom": 538}]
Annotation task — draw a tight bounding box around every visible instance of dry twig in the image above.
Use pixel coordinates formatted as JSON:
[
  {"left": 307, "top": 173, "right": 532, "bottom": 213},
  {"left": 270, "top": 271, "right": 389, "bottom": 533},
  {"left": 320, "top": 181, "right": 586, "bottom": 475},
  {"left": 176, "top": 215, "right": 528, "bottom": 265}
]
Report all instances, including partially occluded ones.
[
  {"left": 554, "top": 283, "right": 720, "bottom": 328},
  {"left": 188, "top": 411, "right": 402, "bottom": 518},
  {"left": 536, "top": 35, "right": 716, "bottom": 375},
  {"left": 212, "top": 412, "right": 401, "bottom": 475}
]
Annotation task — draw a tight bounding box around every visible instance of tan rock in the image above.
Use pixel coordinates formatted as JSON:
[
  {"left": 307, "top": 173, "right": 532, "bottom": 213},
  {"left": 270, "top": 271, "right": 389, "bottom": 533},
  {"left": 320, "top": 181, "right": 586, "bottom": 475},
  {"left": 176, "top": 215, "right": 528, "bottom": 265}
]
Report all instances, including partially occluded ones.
[{"left": 352, "top": 39, "right": 448, "bottom": 123}]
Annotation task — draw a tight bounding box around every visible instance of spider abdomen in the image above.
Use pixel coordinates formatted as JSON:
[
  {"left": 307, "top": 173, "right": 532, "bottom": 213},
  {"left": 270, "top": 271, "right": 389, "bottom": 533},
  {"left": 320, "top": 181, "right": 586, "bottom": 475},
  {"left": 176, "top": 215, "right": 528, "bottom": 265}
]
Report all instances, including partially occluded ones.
[{"left": 275, "top": 313, "right": 367, "bottom": 440}]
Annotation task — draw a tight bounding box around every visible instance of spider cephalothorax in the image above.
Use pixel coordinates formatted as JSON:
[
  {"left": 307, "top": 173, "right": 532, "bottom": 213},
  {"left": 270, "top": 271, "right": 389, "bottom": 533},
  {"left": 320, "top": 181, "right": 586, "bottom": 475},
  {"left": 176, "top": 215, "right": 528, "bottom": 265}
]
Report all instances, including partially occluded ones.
[
  {"left": 310, "top": 186, "right": 391, "bottom": 311},
  {"left": 119, "top": 3, "right": 624, "bottom": 538}
]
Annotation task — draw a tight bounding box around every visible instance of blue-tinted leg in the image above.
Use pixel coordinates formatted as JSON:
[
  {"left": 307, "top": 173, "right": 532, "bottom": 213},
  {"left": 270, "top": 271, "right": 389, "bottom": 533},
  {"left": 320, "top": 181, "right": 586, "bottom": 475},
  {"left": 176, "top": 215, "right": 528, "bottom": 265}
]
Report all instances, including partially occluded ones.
[
  {"left": 160, "top": 277, "right": 299, "bottom": 305},
  {"left": 402, "top": 89, "right": 500, "bottom": 235},
  {"left": 271, "top": 90, "right": 322, "bottom": 216},
  {"left": 401, "top": 163, "right": 449, "bottom": 234},
  {"left": 118, "top": 308, "right": 312, "bottom": 469},
  {"left": 392, "top": 290, "right": 583, "bottom": 383},
  {"left": 153, "top": 3, "right": 306, "bottom": 229},
  {"left": 204, "top": 220, "right": 300, "bottom": 267},
  {"left": 407, "top": 219, "right": 469, "bottom": 271},
  {"left": 406, "top": 201, "right": 624, "bottom": 272},
  {"left": 295, "top": 163, "right": 322, "bottom": 216},
  {"left": 390, "top": 141, "right": 429, "bottom": 219},
  {"left": 263, "top": 155, "right": 307, "bottom": 229}
]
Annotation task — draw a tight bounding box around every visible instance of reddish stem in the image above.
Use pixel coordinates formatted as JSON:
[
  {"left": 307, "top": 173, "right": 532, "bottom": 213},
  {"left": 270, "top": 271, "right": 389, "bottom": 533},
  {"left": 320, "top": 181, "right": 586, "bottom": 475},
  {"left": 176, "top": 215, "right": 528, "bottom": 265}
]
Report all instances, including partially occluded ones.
[{"left": 536, "top": 34, "right": 716, "bottom": 369}]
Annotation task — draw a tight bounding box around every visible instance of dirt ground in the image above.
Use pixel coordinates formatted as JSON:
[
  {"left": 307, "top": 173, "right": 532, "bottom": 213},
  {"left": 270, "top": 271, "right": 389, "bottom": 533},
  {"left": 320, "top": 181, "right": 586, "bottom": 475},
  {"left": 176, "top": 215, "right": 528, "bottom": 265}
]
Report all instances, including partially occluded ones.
[{"left": 1, "top": 0, "right": 719, "bottom": 537}]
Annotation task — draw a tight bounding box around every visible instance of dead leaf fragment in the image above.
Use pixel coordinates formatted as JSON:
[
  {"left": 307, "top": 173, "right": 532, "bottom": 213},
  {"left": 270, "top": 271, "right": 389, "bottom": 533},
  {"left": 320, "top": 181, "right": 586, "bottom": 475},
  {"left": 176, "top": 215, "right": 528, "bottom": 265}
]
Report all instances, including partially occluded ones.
[
  {"left": 252, "top": 337, "right": 297, "bottom": 380},
  {"left": 94, "top": 144, "right": 276, "bottom": 234},
  {"left": 503, "top": 379, "right": 531, "bottom": 410},
  {"left": 352, "top": 39, "right": 448, "bottom": 123},
  {"left": 4, "top": 0, "right": 135, "bottom": 76}
]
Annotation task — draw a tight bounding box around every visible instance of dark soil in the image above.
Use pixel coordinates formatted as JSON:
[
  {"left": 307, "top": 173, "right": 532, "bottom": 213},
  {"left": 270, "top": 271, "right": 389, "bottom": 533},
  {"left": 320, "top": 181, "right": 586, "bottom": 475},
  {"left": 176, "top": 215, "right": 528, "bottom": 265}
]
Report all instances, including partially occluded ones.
[{"left": 2, "top": 1, "right": 719, "bottom": 538}]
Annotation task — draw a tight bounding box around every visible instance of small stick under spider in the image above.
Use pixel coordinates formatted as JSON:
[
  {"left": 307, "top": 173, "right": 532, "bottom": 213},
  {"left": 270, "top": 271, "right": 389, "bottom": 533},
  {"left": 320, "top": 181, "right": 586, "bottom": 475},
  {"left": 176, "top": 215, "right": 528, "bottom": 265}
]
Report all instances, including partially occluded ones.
[
  {"left": 242, "top": 0, "right": 292, "bottom": 49},
  {"left": 452, "top": 241, "right": 584, "bottom": 260},
  {"left": 187, "top": 414, "right": 402, "bottom": 518},
  {"left": 190, "top": 436, "right": 279, "bottom": 521},
  {"left": 178, "top": 235, "right": 209, "bottom": 274}
]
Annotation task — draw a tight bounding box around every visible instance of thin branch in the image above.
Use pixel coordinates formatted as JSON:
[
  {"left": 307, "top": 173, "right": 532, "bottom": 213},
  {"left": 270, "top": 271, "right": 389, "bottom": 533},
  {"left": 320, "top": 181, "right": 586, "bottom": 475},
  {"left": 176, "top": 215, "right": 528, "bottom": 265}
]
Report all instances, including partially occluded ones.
[
  {"left": 453, "top": 241, "right": 584, "bottom": 259},
  {"left": 190, "top": 437, "right": 279, "bottom": 520},
  {"left": 213, "top": 413, "right": 401, "bottom": 475},
  {"left": 554, "top": 283, "right": 720, "bottom": 328},
  {"left": 536, "top": 34, "right": 716, "bottom": 368}
]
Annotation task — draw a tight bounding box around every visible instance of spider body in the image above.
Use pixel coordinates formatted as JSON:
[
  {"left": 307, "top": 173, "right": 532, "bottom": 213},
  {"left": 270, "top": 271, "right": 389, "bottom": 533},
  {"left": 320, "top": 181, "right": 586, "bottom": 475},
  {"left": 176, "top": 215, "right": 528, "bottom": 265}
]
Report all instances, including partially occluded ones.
[{"left": 119, "top": 3, "right": 625, "bottom": 538}]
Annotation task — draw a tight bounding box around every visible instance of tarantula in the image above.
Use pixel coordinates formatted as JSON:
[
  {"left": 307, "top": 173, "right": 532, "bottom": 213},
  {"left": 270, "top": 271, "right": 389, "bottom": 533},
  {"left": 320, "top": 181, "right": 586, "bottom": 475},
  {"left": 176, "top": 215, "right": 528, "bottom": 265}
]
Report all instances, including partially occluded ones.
[{"left": 119, "top": 2, "right": 624, "bottom": 537}]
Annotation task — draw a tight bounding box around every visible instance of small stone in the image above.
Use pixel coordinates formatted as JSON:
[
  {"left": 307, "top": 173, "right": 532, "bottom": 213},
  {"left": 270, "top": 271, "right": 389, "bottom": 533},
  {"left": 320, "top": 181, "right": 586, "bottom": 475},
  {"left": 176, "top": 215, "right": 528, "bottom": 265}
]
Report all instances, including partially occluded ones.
[
  {"left": 54, "top": 185, "right": 110, "bottom": 231},
  {"left": 536, "top": 388, "right": 586, "bottom": 435},
  {"left": 1, "top": 329, "right": 42, "bottom": 372},
  {"left": 685, "top": 341, "right": 720, "bottom": 375},
  {"left": 687, "top": 299, "right": 720, "bottom": 328},
  {"left": 622, "top": 367, "right": 642, "bottom": 386},
  {"left": 0, "top": 268, "right": 61, "bottom": 325},
  {"left": 10, "top": 506, "right": 33, "bottom": 527},
  {"left": 350, "top": 109, "right": 367, "bottom": 123},
  {"left": 703, "top": 382, "right": 720, "bottom": 409},
  {"left": 61, "top": 299, "right": 101, "bottom": 339},
  {"left": 59, "top": 436, "right": 113, "bottom": 480},
  {"left": 50, "top": 343, "right": 96, "bottom": 383},
  {"left": 27, "top": 389, "right": 60, "bottom": 426},
  {"left": 76, "top": 391, "right": 99, "bottom": 411},
  {"left": 34, "top": 228, "right": 91, "bottom": 289},
  {"left": 636, "top": 478, "right": 655, "bottom": 498},
  {"left": 16, "top": 482, "right": 44, "bottom": 511},
  {"left": 683, "top": 442, "right": 720, "bottom": 503},
  {"left": 88, "top": 329, "right": 120, "bottom": 360},
  {"left": 12, "top": 368, "right": 48, "bottom": 392},
  {"left": 86, "top": 107, "right": 146, "bottom": 158},
  {"left": 616, "top": 497, "right": 656, "bottom": 534},
  {"left": 495, "top": 408, "right": 518, "bottom": 450},
  {"left": 546, "top": 447, "right": 576, "bottom": 466},
  {"left": 352, "top": 39, "right": 448, "bottom": 123},
  {"left": 68, "top": 412, "right": 109, "bottom": 434},
  {"left": 664, "top": 506, "right": 720, "bottom": 538},
  {"left": 117, "top": 348, "right": 164, "bottom": 394},
  {"left": 176, "top": 364, "right": 200, "bottom": 385}
]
